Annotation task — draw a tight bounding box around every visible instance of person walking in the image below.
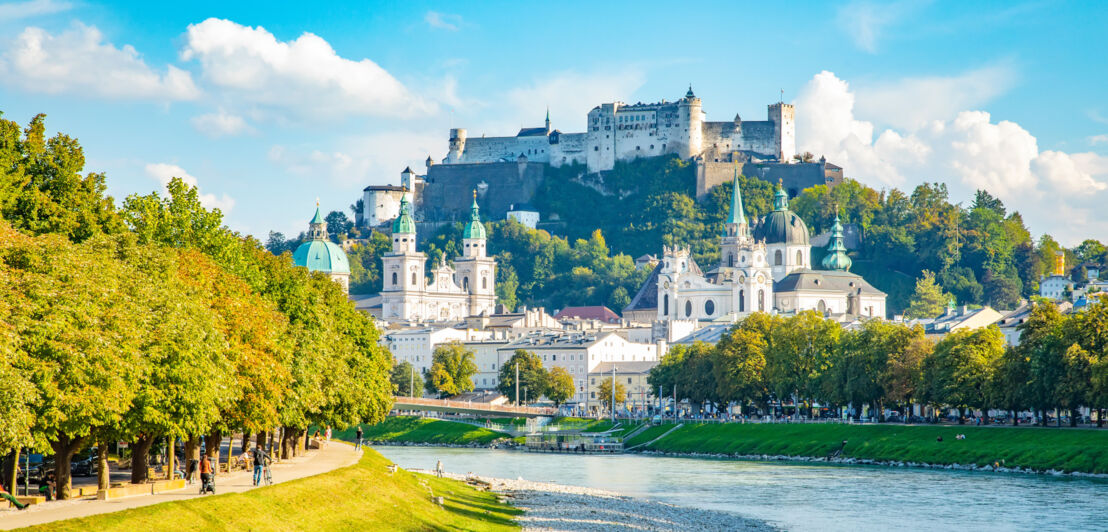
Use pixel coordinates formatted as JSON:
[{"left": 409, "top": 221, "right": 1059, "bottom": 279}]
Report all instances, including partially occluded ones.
[
  {"left": 1, "top": 482, "right": 27, "bottom": 510},
  {"left": 435, "top": 460, "right": 444, "bottom": 478},
  {"left": 250, "top": 444, "right": 271, "bottom": 487},
  {"left": 199, "top": 451, "right": 214, "bottom": 494},
  {"left": 354, "top": 427, "right": 364, "bottom": 451}
]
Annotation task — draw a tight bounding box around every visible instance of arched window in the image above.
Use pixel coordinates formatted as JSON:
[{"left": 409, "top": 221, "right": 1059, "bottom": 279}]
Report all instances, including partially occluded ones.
[
  {"left": 663, "top": 294, "right": 669, "bottom": 316},
  {"left": 758, "top": 289, "right": 765, "bottom": 311},
  {"left": 411, "top": 272, "right": 417, "bottom": 285},
  {"left": 739, "top": 289, "right": 745, "bottom": 312},
  {"left": 705, "top": 300, "right": 715, "bottom": 315},
  {"left": 728, "top": 253, "right": 734, "bottom": 267},
  {"left": 774, "top": 250, "right": 782, "bottom": 266},
  {"left": 685, "top": 300, "right": 693, "bottom": 317},
  {"left": 463, "top": 277, "right": 469, "bottom": 290},
  {"left": 818, "top": 300, "right": 827, "bottom": 314},
  {"left": 392, "top": 272, "right": 397, "bottom": 286},
  {"left": 796, "top": 250, "right": 803, "bottom": 266},
  {"left": 482, "top": 276, "right": 488, "bottom": 289}
]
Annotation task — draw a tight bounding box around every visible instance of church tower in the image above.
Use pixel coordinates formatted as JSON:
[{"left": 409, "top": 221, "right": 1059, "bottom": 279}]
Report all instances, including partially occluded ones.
[
  {"left": 720, "top": 167, "right": 752, "bottom": 269},
  {"left": 381, "top": 195, "right": 425, "bottom": 320},
  {"left": 454, "top": 191, "right": 497, "bottom": 316}
]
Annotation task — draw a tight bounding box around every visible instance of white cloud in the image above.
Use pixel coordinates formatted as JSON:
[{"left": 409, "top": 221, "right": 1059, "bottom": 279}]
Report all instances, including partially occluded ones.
[
  {"left": 269, "top": 130, "right": 442, "bottom": 187},
  {"left": 836, "top": 0, "right": 917, "bottom": 53},
  {"left": 424, "top": 11, "right": 462, "bottom": 31},
  {"left": 855, "top": 65, "right": 1017, "bottom": 130},
  {"left": 0, "top": 0, "right": 71, "bottom": 21},
  {"left": 181, "top": 18, "right": 435, "bottom": 120},
  {"left": 190, "top": 109, "right": 252, "bottom": 137},
  {"left": 0, "top": 23, "right": 200, "bottom": 101},
  {"left": 503, "top": 69, "right": 647, "bottom": 132},
  {"left": 144, "top": 163, "right": 236, "bottom": 213},
  {"left": 795, "top": 70, "right": 1108, "bottom": 244},
  {"left": 1089, "top": 134, "right": 1108, "bottom": 145}
]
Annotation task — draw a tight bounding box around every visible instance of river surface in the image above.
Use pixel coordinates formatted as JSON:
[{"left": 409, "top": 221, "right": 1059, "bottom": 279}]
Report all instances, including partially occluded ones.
[{"left": 374, "top": 446, "right": 1108, "bottom": 531}]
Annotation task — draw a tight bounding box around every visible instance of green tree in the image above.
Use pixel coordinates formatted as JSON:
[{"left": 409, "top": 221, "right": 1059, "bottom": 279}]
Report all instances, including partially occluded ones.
[
  {"left": 545, "top": 367, "right": 575, "bottom": 407},
  {"left": 765, "top": 311, "right": 840, "bottom": 417},
  {"left": 325, "top": 210, "right": 353, "bottom": 242},
  {"left": 497, "top": 350, "right": 548, "bottom": 403},
  {"left": 390, "top": 360, "right": 423, "bottom": 397},
  {"left": 883, "top": 335, "right": 933, "bottom": 415},
  {"left": 1059, "top": 343, "right": 1094, "bottom": 427},
  {"left": 905, "top": 270, "right": 952, "bottom": 318},
  {"left": 1019, "top": 302, "right": 1068, "bottom": 425},
  {"left": 920, "top": 327, "right": 1005, "bottom": 421},
  {"left": 713, "top": 319, "right": 770, "bottom": 416},
  {"left": 990, "top": 347, "right": 1030, "bottom": 425},
  {"left": 424, "top": 342, "right": 477, "bottom": 397},
  {"left": 597, "top": 377, "right": 627, "bottom": 413}
]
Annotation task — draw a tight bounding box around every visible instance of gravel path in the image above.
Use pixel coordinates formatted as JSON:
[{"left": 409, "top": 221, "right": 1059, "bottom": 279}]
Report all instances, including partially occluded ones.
[{"left": 417, "top": 470, "right": 775, "bottom": 531}]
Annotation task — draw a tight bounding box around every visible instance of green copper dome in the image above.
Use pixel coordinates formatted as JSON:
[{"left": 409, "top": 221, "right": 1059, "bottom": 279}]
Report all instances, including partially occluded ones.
[
  {"left": 754, "top": 182, "right": 809, "bottom": 246},
  {"left": 463, "top": 193, "right": 487, "bottom": 240},
  {"left": 821, "top": 215, "right": 852, "bottom": 271},
  {"left": 392, "top": 195, "right": 416, "bottom": 234},
  {"left": 292, "top": 240, "right": 350, "bottom": 274}
]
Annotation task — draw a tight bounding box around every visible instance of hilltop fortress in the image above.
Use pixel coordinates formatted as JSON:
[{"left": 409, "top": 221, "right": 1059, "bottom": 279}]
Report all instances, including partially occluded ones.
[
  {"left": 363, "top": 88, "right": 840, "bottom": 228},
  {"left": 446, "top": 86, "right": 796, "bottom": 171}
]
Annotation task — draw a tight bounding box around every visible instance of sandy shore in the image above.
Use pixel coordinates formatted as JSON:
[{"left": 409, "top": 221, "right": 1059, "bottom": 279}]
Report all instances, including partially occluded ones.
[{"left": 414, "top": 469, "right": 774, "bottom": 531}]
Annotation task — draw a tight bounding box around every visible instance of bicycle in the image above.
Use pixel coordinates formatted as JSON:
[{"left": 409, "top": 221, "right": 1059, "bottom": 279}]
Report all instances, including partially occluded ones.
[{"left": 263, "top": 462, "right": 273, "bottom": 486}]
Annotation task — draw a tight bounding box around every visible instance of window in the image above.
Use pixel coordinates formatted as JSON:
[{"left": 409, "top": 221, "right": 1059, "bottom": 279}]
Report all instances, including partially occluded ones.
[
  {"left": 775, "top": 250, "right": 782, "bottom": 265},
  {"left": 590, "top": 392, "right": 596, "bottom": 398},
  {"left": 392, "top": 272, "right": 397, "bottom": 285},
  {"left": 758, "top": 289, "right": 765, "bottom": 311},
  {"left": 663, "top": 294, "right": 669, "bottom": 315},
  {"left": 818, "top": 300, "right": 827, "bottom": 313},
  {"left": 463, "top": 277, "right": 469, "bottom": 290},
  {"left": 705, "top": 300, "right": 715, "bottom": 315},
  {"left": 739, "top": 289, "right": 745, "bottom": 312},
  {"left": 591, "top": 378, "right": 595, "bottom": 385},
  {"left": 685, "top": 300, "right": 692, "bottom": 317},
  {"left": 627, "top": 377, "right": 632, "bottom": 384},
  {"left": 728, "top": 253, "right": 734, "bottom": 267},
  {"left": 796, "top": 250, "right": 803, "bottom": 265},
  {"left": 482, "top": 276, "right": 488, "bottom": 289},
  {"left": 411, "top": 272, "right": 417, "bottom": 285},
  {"left": 552, "top": 354, "right": 557, "bottom": 361}
]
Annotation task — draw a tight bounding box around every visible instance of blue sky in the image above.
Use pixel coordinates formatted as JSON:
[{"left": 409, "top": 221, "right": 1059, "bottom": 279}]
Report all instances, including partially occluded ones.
[{"left": 1, "top": 0, "right": 1106, "bottom": 244}]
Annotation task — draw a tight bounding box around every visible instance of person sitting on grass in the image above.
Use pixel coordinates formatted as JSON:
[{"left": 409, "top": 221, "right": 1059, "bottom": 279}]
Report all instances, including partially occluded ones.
[{"left": 1, "top": 483, "right": 27, "bottom": 510}]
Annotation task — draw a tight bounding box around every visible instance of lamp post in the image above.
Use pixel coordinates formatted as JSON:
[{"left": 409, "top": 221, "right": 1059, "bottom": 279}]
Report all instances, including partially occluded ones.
[
  {"left": 611, "top": 365, "right": 617, "bottom": 423},
  {"left": 515, "top": 363, "right": 520, "bottom": 406}
]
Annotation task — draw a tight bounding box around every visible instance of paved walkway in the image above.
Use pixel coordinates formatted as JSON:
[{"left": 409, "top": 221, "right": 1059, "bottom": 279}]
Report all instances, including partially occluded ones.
[{"left": 0, "top": 442, "right": 360, "bottom": 530}]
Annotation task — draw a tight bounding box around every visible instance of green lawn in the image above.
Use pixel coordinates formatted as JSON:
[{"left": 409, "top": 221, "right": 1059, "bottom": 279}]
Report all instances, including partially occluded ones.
[
  {"left": 25, "top": 447, "right": 519, "bottom": 531},
  {"left": 627, "top": 422, "right": 1108, "bottom": 473},
  {"left": 338, "top": 416, "right": 510, "bottom": 445}
]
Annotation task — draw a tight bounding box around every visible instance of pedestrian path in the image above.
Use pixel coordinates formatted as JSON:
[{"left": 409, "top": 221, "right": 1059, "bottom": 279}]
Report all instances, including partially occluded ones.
[{"left": 0, "top": 442, "right": 360, "bottom": 530}]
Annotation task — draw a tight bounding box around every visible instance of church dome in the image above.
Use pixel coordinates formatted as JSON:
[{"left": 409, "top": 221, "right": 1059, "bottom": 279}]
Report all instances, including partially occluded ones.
[
  {"left": 392, "top": 195, "right": 416, "bottom": 234},
  {"left": 293, "top": 239, "right": 350, "bottom": 274},
  {"left": 754, "top": 184, "right": 809, "bottom": 246},
  {"left": 462, "top": 192, "right": 487, "bottom": 239}
]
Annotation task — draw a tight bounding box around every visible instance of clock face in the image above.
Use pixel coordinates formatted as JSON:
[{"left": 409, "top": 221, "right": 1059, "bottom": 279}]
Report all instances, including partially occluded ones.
[
  {"left": 663, "top": 281, "right": 671, "bottom": 289},
  {"left": 756, "top": 275, "right": 764, "bottom": 284}
]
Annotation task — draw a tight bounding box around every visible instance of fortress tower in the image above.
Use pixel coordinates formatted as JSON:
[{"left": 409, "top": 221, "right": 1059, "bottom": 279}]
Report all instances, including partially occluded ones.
[{"left": 768, "top": 102, "right": 795, "bottom": 162}]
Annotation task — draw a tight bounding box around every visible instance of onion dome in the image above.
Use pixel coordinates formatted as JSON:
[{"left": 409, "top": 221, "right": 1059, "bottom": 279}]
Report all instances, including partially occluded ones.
[
  {"left": 821, "top": 215, "right": 852, "bottom": 271},
  {"left": 392, "top": 195, "right": 416, "bottom": 234},
  {"left": 462, "top": 191, "right": 487, "bottom": 240},
  {"left": 753, "top": 181, "right": 810, "bottom": 245},
  {"left": 293, "top": 204, "right": 350, "bottom": 274}
]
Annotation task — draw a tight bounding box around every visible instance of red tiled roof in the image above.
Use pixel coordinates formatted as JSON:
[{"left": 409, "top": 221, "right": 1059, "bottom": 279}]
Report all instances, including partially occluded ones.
[{"left": 555, "top": 306, "right": 620, "bottom": 323}]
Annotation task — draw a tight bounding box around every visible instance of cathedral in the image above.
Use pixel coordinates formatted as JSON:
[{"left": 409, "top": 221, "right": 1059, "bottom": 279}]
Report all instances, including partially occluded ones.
[
  {"left": 625, "top": 173, "right": 886, "bottom": 322},
  {"left": 380, "top": 193, "right": 497, "bottom": 322}
]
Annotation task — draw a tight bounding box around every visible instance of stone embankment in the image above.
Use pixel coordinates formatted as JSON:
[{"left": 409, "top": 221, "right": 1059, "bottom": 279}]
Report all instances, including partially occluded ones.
[
  {"left": 367, "top": 438, "right": 518, "bottom": 449},
  {"left": 418, "top": 470, "right": 775, "bottom": 531}
]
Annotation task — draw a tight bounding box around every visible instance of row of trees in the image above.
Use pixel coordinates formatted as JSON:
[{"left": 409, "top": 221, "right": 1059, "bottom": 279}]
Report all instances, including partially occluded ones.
[
  {"left": 648, "top": 302, "right": 1108, "bottom": 425},
  {"left": 0, "top": 113, "right": 393, "bottom": 499}
]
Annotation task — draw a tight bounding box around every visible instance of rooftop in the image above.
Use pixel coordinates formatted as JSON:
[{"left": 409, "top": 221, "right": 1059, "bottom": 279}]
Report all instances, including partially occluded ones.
[{"left": 555, "top": 306, "right": 621, "bottom": 323}]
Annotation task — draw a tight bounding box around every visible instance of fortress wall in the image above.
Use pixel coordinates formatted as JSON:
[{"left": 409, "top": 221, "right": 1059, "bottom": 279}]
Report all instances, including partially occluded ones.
[
  {"left": 695, "top": 161, "right": 832, "bottom": 199},
  {"left": 734, "top": 121, "right": 776, "bottom": 156},
  {"left": 421, "top": 161, "right": 545, "bottom": 222},
  {"left": 613, "top": 126, "right": 669, "bottom": 162},
  {"left": 551, "top": 133, "right": 588, "bottom": 167},
  {"left": 460, "top": 137, "right": 524, "bottom": 163}
]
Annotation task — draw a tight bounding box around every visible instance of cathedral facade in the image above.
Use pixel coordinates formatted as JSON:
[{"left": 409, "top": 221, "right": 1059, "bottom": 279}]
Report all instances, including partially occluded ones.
[
  {"left": 380, "top": 194, "right": 497, "bottom": 322},
  {"left": 631, "top": 173, "right": 886, "bottom": 322}
]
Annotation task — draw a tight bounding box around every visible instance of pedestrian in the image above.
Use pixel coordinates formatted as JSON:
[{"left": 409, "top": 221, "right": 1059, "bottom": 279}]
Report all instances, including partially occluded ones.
[
  {"left": 39, "top": 470, "right": 56, "bottom": 501},
  {"left": 1, "top": 482, "right": 27, "bottom": 510},
  {"left": 199, "top": 451, "right": 214, "bottom": 494},
  {"left": 354, "top": 426, "right": 364, "bottom": 451},
  {"left": 186, "top": 455, "right": 198, "bottom": 485},
  {"left": 250, "top": 444, "right": 271, "bottom": 486},
  {"left": 325, "top": 426, "right": 332, "bottom": 446},
  {"left": 435, "top": 460, "right": 444, "bottom": 478}
]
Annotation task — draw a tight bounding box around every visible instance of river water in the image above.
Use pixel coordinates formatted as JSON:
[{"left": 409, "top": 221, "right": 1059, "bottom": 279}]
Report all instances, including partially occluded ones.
[{"left": 374, "top": 446, "right": 1108, "bottom": 531}]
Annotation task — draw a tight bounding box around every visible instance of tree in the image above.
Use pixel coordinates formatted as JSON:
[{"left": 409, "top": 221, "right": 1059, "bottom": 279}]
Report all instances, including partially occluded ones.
[
  {"left": 390, "top": 360, "right": 423, "bottom": 397},
  {"left": 424, "top": 342, "right": 477, "bottom": 397},
  {"left": 883, "top": 333, "right": 932, "bottom": 416},
  {"left": 546, "top": 367, "right": 575, "bottom": 407},
  {"left": 713, "top": 320, "right": 770, "bottom": 416},
  {"left": 497, "top": 350, "right": 548, "bottom": 403},
  {"left": 920, "top": 327, "right": 1004, "bottom": 421},
  {"left": 765, "top": 311, "right": 840, "bottom": 417},
  {"left": 905, "top": 270, "right": 952, "bottom": 319},
  {"left": 1059, "top": 344, "right": 1094, "bottom": 427},
  {"left": 1019, "top": 302, "right": 1068, "bottom": 425},
  {"left": 325, "top": 211, "right": 353, "bottom": 242},
  {"left": 990, "top": 347, "right": 1031, "bottom": 425},
  {"left": 266, "top": 231, "right": 289, "bottom": 255},
  {"left": 597, "top": 377, "right": 627, "bottom": 413}
]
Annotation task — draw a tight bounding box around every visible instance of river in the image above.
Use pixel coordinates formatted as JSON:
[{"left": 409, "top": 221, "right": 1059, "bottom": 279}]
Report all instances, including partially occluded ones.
[{"left": 374, "top": 446, "right": 1108, "bottom": 531}]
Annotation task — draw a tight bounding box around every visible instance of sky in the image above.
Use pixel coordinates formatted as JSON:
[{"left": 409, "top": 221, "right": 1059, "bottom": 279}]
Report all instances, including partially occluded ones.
[{"left": 0, "top": 0, "right": 1106, "bottom": 245}]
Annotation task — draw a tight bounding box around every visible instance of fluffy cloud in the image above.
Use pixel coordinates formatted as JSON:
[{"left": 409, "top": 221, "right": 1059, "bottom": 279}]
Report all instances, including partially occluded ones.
[
  {"left": 181, "top": 18, "right": 435, "bottom": 120},
  {"left": 269, "top": 130, "right": 442, "bottom": 187},
  {"left": 144, "top": 163, "right": 236, "bottom": 213},
  {"left": 855, "top": 65, "right": 1017, "bottom": 130},
  {"left": 836, "top": 0, "right": 917, "bottom": 53},
  {"left": 190, "top": 110, "right": 252, "bottom": 137},
  {"left": 0, "top": 0, "right": 71, "bottom": 22},
  {"left": 795, "top": 70, "right": 1108, "bottom": 244},
  {"left": 0, "top": 24, "right": 200, "bottom": 100},
  {"left": 424, "top": 11, "right": 462, "bottom": 31}
]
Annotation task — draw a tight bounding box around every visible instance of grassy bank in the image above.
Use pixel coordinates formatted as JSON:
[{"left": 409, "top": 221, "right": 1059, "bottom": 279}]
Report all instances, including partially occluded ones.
[
  {"left": 625, "top": 422, "right": 1108, "bottom": 474},
  {"left": 26, "top": 447, "right": 520, "bottom": 531},
  {"left": 337, "top": 416, "right": 510, "bottom": 445}
]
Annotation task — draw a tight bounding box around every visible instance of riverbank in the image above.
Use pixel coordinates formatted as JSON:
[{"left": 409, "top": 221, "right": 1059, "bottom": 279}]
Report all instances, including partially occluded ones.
[
  {"left": 336, "top": 416, "right": 514, "bottom": 445},
  {"left": 420, "top": 469, "right": 773, "bottom": 531},
  {"left": 626, "top": 422, "right": 1108, "bottom": 475},
  {"left": 13, "top": 447, "right": 520, "bottom": 531}
]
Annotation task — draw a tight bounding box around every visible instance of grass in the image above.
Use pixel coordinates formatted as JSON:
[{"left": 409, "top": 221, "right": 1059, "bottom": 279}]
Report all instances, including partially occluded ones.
[
  {"left": 336, "top": 416, "right": 510, "bottom": 445},
  {"left": 25, "top": 447, "right": 520, "bottom": 532},
  {"left": 626, "top": 422, "right": 1108, "bottom": 473}
]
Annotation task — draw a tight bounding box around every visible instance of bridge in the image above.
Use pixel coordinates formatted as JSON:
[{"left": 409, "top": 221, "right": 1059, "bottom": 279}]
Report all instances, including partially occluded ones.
[{"left": 391, "top": 396, "right": 556, "bottom": 418}]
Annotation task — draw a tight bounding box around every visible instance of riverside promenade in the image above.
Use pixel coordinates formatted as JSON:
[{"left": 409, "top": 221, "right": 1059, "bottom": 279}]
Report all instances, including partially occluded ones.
[{"left": 0, "top": 443, "right": 360, "bottom": 530}]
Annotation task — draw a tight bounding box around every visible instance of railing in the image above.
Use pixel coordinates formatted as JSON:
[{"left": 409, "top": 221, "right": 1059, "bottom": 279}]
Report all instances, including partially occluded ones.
[{"left": 393, "top": 396, "right": 556, "bottom": 416}]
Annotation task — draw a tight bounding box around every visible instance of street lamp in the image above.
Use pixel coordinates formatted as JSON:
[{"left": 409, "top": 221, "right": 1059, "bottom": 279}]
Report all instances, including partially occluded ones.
[{"left": 611, "top": 365, "right": 617, "bottom": 423}]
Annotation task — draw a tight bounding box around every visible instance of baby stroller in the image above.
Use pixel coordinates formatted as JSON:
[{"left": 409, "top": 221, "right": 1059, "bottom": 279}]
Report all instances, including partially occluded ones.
[{"left": 200, "top": 473, "right": 215, "bottom": 494}]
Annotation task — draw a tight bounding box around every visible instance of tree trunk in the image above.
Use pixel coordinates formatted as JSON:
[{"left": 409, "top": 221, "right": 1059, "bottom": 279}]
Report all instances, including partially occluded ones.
[
  {"left": 165, "top": 437, "right": 175, "bottom": 480},
  {"left": 1011, "top": 410, "right": 1018, "bottom": 426},
  {"left": 97, "top": 443, "right": 110, "bottom": 490},
  {"left": 1098, "top": 409, "right": 1104, "bottom": 428},
  {"left": 49, "top": 433, "right": 85, "bottom": 500},
  {"left": 1070, "top": 409, "right": 1078, "bottom": 427},
  {"left": 302, "top": 429, "right": 310, "bottom": 455},
  {"left": 256, "top": 431, "right": 265, "bottom": 451},
  {"left": 130, "top": 435, "right": 155, "bottom": 485},
  {"left": 205, "top": 429, "right": 222, "bottom": 477},
  {"left": 279, "top": 428, "right": 289, "bottom": 460},
  {"left": 4, "top": 450, "right": 18, "bottom": 494}
]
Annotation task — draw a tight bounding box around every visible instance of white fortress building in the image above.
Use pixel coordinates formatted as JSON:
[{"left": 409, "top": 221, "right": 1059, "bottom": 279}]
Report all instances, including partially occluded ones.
[
  {"left": 381, "top": 193, "right": 497, "bottom": 322},
  {"left": 444, "top": 87, "right": 795, "bottom": 172},
  {"left": 625, "top": 173, "right": 886, "bottom": 322}
]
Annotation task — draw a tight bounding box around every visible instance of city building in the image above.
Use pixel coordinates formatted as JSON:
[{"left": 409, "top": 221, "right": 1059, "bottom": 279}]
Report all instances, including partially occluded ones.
[
  {"left": 588, "top": 361, "right": 659, "bottom": 414},
  {"left": 292, "top": 204, "right": 351, "bottom": 293},
  {"left": 380, "top": 193, "right": 497, "bottom": 322},
  {"left": 506, "top": 203, "right": 540, "bottom": 229},
  {"left": 382, "top": 326, "right": 491, "bottom": 374}
]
